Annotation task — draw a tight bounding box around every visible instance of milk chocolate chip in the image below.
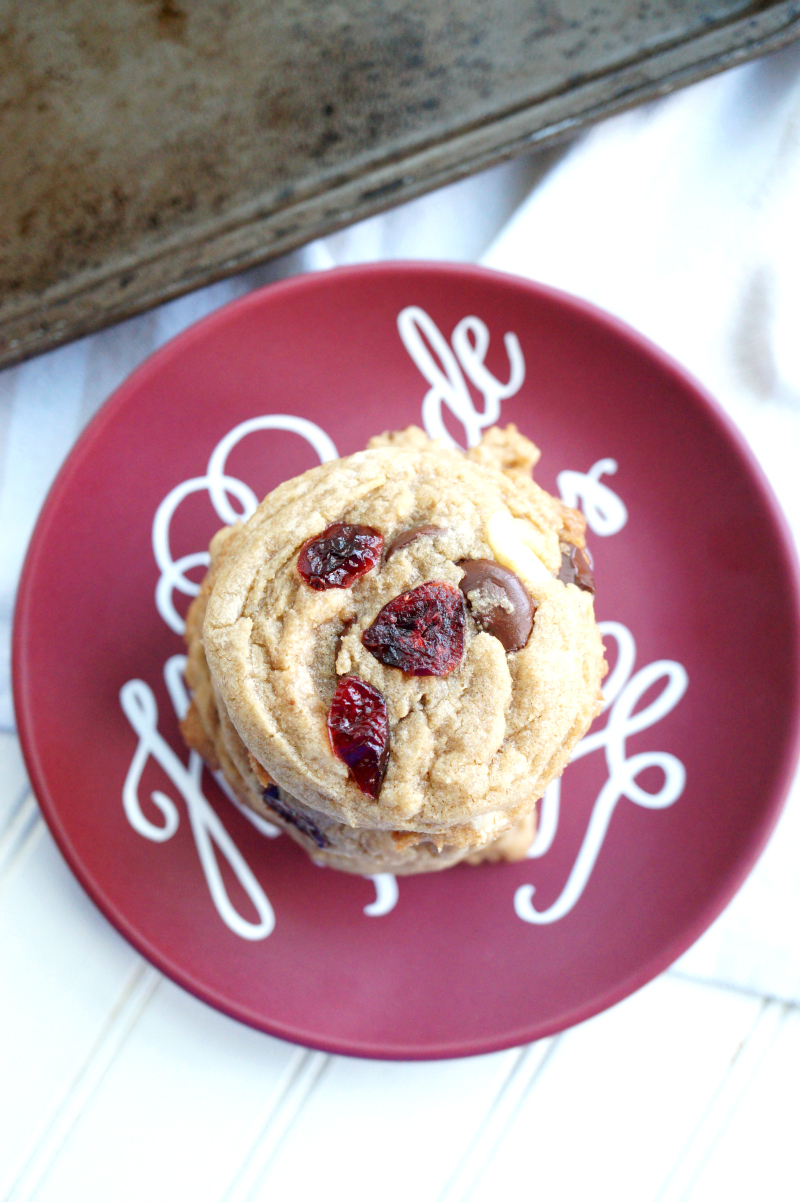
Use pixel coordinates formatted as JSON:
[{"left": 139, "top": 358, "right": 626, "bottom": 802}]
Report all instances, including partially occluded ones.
[
  {"left": 385, "top": 525, "right": 447, "bottom": 559},
  {"left": 558, "top": 544, "right": 595, "bottom": 594},
  {"left": 457, "top": 559, "right": 534, "bottom": 652}
]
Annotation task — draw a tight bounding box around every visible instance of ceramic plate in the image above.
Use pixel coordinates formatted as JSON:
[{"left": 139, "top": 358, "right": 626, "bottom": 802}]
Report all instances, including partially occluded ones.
[{"left": 13, "top": 263, "right": 800, "bottom": 1059}]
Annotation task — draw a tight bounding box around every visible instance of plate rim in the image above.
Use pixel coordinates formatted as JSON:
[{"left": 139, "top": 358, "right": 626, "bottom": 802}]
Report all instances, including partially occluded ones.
[{"left": 12, "top": 260, "right": 800, "bottom": 1059}]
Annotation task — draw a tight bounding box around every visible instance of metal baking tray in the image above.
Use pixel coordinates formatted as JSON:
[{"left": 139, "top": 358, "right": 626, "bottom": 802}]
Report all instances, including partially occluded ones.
[{"left": 2, "top": 0, "right": 799, "bottom": 368}]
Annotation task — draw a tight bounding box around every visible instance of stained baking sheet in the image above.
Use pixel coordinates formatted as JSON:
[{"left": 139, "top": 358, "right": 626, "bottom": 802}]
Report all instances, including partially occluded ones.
[{"left": 2, "top": 0, "right": 799, "bottom": 367}]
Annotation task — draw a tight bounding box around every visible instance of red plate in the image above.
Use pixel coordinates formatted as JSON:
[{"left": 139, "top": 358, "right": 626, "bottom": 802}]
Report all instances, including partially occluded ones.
[{"left": 13, "top": 263, "right": 800, "bottom": 1059}]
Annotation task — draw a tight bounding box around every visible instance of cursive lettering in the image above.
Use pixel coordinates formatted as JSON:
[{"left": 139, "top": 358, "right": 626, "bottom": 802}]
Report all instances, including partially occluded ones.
[
  {"left": 120, "top": 308, "right": 686, "bottom": 940},
  {"left": 120, "top": 667, "right": 275, "bottom": 940},
  {"left": 152, "top": 416, "right": 338, "bottom": 635},
  {"left": 363, "top": 874, "right": 399, "bottom": 917},
  {"left": 397, "top": 306, "right": 524, "bottom": 449},
  {"left": 557, "top": 459, "right": 628, "bottom": 536},
  {"left": 516, "top": 623, "right": 687, "bottom": 924}
]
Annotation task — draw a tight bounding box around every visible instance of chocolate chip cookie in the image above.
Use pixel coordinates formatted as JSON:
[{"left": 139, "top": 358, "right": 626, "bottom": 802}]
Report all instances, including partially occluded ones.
[{"left": 182, "top": 425, "right": 606, "bottom": 874}]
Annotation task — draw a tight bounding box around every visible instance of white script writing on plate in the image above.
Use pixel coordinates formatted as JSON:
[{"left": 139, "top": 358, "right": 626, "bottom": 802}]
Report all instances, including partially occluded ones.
[
  {"left": 121, "top": 658, "right": 275, "bottom": 940},
  {"left": 397, "top": 305, "right": 525, "bottom": 449},
  {"left": 557, "top": 459, "right": 628, "bottom": 537},
  {"left": 516, "top": 622, "right": 687, "bottom": 924},
  {"left": 120, "top": 304, "right": 682, "bottom": 939}
]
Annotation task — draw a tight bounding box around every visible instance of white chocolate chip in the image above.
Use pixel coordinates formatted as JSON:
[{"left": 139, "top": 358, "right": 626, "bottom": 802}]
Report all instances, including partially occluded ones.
[
  {"left": 486, "top": 510, "right": 551, "bottom": 590},
  {"left": 470, "top": 810, "right": 506, "bottom": 841}
]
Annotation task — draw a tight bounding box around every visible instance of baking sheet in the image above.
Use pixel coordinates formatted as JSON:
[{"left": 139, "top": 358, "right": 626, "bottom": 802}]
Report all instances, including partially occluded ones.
[{"left": 2, "top": 0, "right": 799, "bottom": 368}]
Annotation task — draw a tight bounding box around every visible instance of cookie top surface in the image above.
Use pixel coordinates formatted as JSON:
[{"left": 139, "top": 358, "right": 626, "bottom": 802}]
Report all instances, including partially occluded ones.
[{"left": 202, "top": 427, "right": 605, "bottom": 832}]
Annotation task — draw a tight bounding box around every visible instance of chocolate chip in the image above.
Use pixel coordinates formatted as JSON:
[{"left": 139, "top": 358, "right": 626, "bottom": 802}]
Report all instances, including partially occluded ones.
[
  {"left": 558, "top": 544, "right": 595, "bottom": 594},
  {"left": 457, "top": 559, "right": 535, "bottom": 652},
  {"left": 385, "top": 525, "right": 447, "bottom": 559},
  {"left": 263, "top": 785, "right": 329, "bottom": 849}
]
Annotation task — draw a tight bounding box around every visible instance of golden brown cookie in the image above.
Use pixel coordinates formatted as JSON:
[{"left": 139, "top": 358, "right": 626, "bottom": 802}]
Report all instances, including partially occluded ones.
[{"left": 183, "top": 426, "right": 605, "bottom": 873}]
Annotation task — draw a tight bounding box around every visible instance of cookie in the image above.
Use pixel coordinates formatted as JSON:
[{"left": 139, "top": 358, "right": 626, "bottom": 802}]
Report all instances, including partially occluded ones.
[{"left": 183, "top": 425, "right": 606, "bottom": 874}]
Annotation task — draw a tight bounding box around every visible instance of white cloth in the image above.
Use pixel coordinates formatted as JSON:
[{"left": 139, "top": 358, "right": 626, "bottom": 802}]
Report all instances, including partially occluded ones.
[{"left": 2, "top": 41, "right": 800, "bottom": 1000}]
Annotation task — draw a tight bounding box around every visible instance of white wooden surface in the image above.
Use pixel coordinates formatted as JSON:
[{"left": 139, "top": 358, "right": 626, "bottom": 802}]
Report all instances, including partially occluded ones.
[{"left": 4, "top": 44, "right": 800, "bottom": 1202}]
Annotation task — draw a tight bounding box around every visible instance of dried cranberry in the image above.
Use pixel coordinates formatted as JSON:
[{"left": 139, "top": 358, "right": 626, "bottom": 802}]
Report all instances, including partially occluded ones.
[
  {"left": 298, "top": 523, "right": 383, "bottom": 590},
  {"left": 362, "top": 581, "right": 465, "bottom": 676},
  {"left": 558, "top": 544, "right": 595, "bottom": 593},
  {"left": 263, "top": 784, "right": 329, "bottom": 849},
  {"left": 327, "top": 677, "right": 390, "bottom": 799}
]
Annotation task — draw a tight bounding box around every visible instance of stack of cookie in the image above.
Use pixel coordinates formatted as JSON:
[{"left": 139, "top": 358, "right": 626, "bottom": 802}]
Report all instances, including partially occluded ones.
[{"left": 181, "top": 425, "right": 605, "bottom": 875}]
